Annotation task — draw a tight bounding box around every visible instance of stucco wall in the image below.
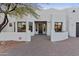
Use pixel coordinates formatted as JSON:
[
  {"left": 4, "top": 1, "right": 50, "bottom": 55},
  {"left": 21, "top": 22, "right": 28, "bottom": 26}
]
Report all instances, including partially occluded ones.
[
  {"left": 66, "top": 8, "right": 79, "bottom": 37},
  {"left": 1, "top": 8, "right": 79, "bottom": 38},
  {"left": 0, "top": 32, "right": 31, "bottom": 41},
  {"left": 51, "top": 10, "right": 68, "bottom": 41},
  {"left": 51, "top": 10, "right": 67, "bottom": 32}
]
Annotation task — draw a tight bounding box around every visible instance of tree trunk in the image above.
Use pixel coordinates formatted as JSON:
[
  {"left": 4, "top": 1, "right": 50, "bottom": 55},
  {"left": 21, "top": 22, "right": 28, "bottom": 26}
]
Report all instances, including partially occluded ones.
[{"left": 0, "top": 14, "right": 9, "bottom": 32}]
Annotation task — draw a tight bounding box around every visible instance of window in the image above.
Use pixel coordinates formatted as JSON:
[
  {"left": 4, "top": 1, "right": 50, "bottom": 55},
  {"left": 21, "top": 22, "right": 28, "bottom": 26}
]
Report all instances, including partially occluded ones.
[
  {"left": 17, "top": 22, "right": 26, "bottom": 32},
  {"left": 54, "top": 22, "right": 63, "bottom": 32},
  {"left": 29, "top": 22, "right": 33, "bottom": 32}
]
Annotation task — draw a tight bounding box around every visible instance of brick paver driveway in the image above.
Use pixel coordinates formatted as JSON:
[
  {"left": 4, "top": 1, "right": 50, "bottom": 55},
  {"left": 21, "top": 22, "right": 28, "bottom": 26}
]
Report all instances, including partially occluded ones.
[{"left": 1, "top": 35, "right": 79, "bottom": 56}]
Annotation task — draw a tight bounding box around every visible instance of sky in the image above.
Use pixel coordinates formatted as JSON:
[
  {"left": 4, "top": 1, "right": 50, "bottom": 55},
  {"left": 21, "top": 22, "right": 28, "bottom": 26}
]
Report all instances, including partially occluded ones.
[{"left": 38, "top": 3, "right": 79, "bottom": 9}]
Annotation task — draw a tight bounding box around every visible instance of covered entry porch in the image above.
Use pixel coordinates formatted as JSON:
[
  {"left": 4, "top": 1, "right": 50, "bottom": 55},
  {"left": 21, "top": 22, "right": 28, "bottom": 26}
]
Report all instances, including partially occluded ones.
[
  {"left": 29, "top": 20, "right": 51, "bottom": 36},
  {"left": 35, "top": 21, "right": 47, "bottom": 35}
]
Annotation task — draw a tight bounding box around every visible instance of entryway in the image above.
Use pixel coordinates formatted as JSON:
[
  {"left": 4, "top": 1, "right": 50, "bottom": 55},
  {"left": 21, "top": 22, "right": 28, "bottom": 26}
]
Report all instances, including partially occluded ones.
[{"left": 35, "top": 21, "right": 47, "bottom": 35}]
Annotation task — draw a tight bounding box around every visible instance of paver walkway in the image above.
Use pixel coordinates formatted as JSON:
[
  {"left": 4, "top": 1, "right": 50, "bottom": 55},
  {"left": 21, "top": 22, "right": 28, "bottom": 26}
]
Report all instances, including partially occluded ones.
[{"left": 1, "top": 35, "right": 79, "bottom": 56}]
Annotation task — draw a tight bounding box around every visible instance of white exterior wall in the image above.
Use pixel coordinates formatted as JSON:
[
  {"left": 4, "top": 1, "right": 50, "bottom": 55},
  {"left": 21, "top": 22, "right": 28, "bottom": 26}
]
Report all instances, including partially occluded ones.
[
  {"left": 51, "top": 10, "right": 68, "bottom": 41},
  {"left": 0, "top": 15, "right": 32, "bottom": 41},
  {"left": 52, "top": 10, "right": 67, "bottom": 31},
  {"left": 0, "top": 10, "right": 52, "bottom": 41},
  {"left": 0, "top": 32, "right": 31, "bottom": 41},
  {"left": 0, "top": 8, "right": 79, "bottom": 41},
  {"left": 66, "top": 8, "right": 79, "bottom": 37}
]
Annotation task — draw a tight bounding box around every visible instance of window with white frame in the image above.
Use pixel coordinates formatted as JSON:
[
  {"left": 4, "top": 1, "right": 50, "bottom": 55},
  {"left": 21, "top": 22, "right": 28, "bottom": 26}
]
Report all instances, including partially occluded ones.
[
  {"left": 54, "top": 22, "right": 63, "bottom": 32},
  {"left": 17, "top": 22, "right": 26, "bottom": 32}
]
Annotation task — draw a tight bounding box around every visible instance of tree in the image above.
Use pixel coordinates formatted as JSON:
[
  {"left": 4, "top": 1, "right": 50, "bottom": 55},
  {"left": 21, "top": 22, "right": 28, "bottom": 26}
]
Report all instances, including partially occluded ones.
[{"left": 0, "top": 3, "right": 39, "bottom": 32}]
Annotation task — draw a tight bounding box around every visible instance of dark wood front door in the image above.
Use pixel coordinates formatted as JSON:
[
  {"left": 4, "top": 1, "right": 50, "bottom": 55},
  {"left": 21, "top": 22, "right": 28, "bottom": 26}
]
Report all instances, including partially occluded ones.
[
  {"left": 35, "top": 21, "right": 47, "bottom": 35},
  {"left": 39, "top": 23, "right": 43, "bottom": 34},
  {"left": 76, "top": 22, "right": 79, "bottom": 37}
]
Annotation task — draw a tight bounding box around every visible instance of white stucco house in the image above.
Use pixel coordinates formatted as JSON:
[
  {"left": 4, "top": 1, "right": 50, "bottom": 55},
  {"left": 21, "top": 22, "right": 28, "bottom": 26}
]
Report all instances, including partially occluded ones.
[{"left": 0, "top": 7, "right": 79, "bottom": 42}]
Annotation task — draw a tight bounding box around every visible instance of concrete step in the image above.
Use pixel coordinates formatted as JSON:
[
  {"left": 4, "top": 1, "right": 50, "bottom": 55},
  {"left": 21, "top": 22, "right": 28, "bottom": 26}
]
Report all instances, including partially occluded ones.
[{"left": 31, "top": 35, "right": 50, "bottom": 41}]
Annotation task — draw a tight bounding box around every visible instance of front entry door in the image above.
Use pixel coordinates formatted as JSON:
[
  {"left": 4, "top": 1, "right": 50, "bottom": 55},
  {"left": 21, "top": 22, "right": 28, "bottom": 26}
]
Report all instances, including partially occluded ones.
[
  {"left": 35, "top": 21, "right": 47, "bottom": 35},
  {"left": 39, "top": 23, "right": 43, "bottom": 34},
  {"left": 76, "top": 22, "right": 79, "bottom": 37}
]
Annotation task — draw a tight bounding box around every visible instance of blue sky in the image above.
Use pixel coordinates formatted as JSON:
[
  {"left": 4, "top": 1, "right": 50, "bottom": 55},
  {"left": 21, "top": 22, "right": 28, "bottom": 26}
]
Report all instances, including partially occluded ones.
[{"left": 38, "top": 3, "right": 79, "bottom": 9}]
